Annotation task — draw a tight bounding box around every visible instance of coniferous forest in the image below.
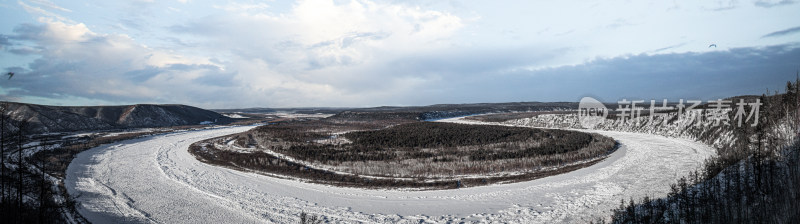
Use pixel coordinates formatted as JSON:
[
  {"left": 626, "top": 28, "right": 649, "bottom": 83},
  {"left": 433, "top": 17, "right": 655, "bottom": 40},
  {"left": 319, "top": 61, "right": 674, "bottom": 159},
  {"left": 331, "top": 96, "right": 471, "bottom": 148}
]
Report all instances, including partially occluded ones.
[
  {"left": 607, "top": 80, "right": 800, "bottom": 223},
  {"left": 191, "top": 119, "right": 617, "bottom": 189}
]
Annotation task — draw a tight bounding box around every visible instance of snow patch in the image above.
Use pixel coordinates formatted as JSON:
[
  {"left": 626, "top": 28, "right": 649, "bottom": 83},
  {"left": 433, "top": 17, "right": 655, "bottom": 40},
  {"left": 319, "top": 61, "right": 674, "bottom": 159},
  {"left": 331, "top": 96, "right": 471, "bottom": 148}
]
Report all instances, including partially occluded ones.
[{"left": 223, "top": 113, "right": 249, "bottom": 119}]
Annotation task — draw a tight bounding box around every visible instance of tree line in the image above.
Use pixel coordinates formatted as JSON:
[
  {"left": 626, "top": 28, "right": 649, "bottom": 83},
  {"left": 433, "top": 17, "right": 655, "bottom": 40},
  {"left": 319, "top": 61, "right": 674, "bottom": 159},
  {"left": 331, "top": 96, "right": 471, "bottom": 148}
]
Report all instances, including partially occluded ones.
[{"left": 246, "top": 121, "right": 615, "bottom": 166}]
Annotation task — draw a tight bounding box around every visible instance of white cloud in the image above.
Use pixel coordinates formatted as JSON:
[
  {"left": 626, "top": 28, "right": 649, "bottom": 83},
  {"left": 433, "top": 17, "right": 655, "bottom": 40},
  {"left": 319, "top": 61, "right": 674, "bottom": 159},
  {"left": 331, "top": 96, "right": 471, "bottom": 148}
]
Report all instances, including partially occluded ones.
[
  {"left": 28, "top": 0, "right": 71, "bottom": 12},
  {"left": 161, "top": 0, "right": 465, "bottom": 107},
  {"left": 214, "top": 2, "right": 269, "bottom": 12},
  {"left": 2, "top": 0, "right": 466, "bottom": 108},
  {"left": 18, "top": 1, "right": 74, "bottom": 24},
  {"left": 754, "top": 0, "right": 796, "bottom": 7},
  {"left": 2, "top": 18, "right": 228, "bottom": 104},
  {"left": 3, "top": 0, "right": 799, "bottom": 108}
]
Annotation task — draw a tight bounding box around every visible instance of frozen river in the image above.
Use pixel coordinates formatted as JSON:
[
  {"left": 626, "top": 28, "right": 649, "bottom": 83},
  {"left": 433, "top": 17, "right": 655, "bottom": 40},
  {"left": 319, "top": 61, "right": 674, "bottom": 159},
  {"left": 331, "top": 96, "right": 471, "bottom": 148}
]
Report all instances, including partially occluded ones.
[{"left": 66, "top": 122, "right": 714, "bottom": 223}]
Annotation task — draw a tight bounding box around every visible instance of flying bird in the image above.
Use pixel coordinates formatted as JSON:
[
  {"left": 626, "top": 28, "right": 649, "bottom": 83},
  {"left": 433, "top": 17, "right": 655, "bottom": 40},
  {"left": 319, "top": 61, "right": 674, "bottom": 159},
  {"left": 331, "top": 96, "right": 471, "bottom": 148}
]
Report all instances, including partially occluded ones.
[
  {"left": 708, "top": 44, "right": 717, "bottom": 48},
  {"left": 5, "top": 72, "right": 13, "bottom": 80}
]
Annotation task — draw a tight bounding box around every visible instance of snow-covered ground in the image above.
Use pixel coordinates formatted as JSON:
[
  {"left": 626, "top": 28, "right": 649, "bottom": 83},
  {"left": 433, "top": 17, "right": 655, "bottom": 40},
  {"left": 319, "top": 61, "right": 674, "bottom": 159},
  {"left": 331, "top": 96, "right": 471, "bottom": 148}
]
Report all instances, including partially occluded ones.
[
  {"left": 222, "top": 113, "right": 249, "bottom": 119},
  {"left": 66, "top": 122, "right": 715, "bottom": 223}
]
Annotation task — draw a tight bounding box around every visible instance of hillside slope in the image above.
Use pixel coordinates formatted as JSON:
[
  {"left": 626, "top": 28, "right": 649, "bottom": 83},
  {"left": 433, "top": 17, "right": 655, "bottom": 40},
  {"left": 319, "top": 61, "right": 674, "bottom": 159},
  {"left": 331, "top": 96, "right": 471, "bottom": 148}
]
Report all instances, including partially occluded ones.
[{"left": 1, "top": 102, "right": 230, "bottom": 134}]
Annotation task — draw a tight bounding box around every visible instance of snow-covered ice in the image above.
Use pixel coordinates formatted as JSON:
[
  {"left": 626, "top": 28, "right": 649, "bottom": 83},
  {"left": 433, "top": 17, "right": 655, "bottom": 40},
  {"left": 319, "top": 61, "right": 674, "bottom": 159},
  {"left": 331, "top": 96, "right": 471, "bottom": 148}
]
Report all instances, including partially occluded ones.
[{"left": 66, "top": 123, "right": 715, "bottom": 223}]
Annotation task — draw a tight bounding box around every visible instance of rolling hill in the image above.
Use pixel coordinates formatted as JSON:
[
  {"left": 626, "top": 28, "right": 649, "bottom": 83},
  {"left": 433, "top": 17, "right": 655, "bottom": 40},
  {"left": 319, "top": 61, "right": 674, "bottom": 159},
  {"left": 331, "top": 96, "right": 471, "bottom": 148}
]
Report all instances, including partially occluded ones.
[{"left": 1, "top": 102, "right": 230, "bottom": 134}]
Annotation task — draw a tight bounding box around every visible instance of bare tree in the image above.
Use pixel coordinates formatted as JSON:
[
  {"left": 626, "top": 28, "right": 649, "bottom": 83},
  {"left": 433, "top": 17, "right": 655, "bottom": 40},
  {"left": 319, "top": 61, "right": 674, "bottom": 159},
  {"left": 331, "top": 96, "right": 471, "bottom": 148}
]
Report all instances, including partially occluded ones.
[
  {"left": 1, "top": 102, "right": 6, "bottom": 204},
  {"left": 37, "top": 138, "right": 50, "bottom": 221},
  {"left": 16, "top": 119, "right": 28, "bottom": 209}
]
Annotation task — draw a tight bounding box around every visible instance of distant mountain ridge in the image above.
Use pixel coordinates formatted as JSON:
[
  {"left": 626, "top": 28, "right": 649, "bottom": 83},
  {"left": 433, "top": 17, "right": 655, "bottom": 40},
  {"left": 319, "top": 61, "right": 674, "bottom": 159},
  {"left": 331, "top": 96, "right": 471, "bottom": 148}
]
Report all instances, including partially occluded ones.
[
  {"left": 215, "top": 102, "right": 581, "bottom": 121},
  {"left": 1, "top": 102, "right": 230, "bottom": 134}
]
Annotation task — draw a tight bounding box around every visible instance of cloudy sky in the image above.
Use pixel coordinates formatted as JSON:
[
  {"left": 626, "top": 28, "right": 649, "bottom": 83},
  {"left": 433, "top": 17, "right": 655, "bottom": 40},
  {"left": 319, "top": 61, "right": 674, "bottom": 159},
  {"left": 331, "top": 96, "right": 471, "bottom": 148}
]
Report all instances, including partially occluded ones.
[{"left": 0, "top": 0, "right": 799, "bottom": 108}]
